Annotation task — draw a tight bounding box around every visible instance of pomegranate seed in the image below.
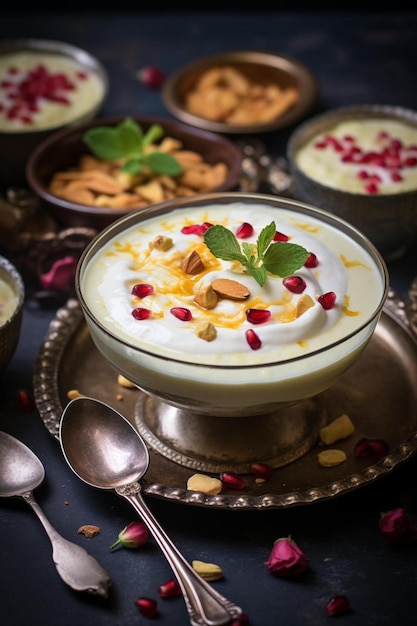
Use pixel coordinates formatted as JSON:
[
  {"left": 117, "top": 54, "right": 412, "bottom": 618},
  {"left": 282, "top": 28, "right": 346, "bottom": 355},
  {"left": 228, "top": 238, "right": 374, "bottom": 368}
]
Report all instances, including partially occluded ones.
[
  {"left": 251, "top": 462, "right": 273, "bottom": 481},
  {"left": 273, "top": 231, "right": 289, "bottom": 242},
  {"left": 131, "top": 283, "right": 154, "bottom": 298},
  {"left": 16, "top": 389, "right": 35, "bottom": 413},
  {"left": 318, "top": 291, "right": 336, "bottom": 310},
  {"left": 170, "top": 307, "right": 192, "bottom": 321},
  {"left": 246, "top": 308, "right": 271, "bottom": 325},
  {"left": 181, "top": 223, "right": 213, "bottom": 236},
  {"left": 245, "top": 329, "right": 262, "bottom": 350},
  {"left": 304, "top": 252, "right": 318, "bottom": 268},
  {"left": 283, "top": 276, "right": 306, "bottom": 294},
  {"left": 220, "top": 472, "right": 247, "bottom": 490},
  {"left": 135, "top": 597, "right": 158, "bottom": 618},
  {"left": 236, "top": 222, "right": 254, "bottom": 238},
  {"left": 132, "top": 307, "right": 151, "bottom": 320},
  {"left": 325, "top": 595, "right": 350, "bottom": 616},
  {"left": 158, "top": 578, "right": 182, "bottom": 598},
  {"left": 353, "top": 437, "right": 389, "bottom": 460},
  {"left": 137, "top": 65, "right": 166, "bottom": 89}
]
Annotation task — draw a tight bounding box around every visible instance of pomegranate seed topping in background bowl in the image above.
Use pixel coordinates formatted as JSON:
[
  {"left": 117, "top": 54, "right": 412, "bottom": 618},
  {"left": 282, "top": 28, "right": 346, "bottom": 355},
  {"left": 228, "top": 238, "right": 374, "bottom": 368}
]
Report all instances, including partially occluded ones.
[
  {"left": 287, "top": 104, "right": 417, "bottom": 261},
  {"left": 75, "top": 191, "right": 388, "bottom": 473},
  {"left": 0, "top": 38, "right": 108, "bottom": 188}
]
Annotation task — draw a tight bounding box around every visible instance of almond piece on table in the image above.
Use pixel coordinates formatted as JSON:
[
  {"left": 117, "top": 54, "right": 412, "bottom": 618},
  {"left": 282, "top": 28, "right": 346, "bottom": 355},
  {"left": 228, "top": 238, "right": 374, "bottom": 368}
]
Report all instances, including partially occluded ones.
[{"left": 211, "top": 278, "right": 250, "bottom": 301}]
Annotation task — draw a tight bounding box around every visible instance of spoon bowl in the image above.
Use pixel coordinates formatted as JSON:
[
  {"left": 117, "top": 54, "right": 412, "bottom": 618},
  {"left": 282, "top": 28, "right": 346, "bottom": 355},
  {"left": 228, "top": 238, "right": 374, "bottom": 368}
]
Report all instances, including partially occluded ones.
[
  {"left": 0, "top": 431, "right": 111, "bottom": 597},
  {"left": 60, "top": 396, "right": 243, "bottom": 626}
]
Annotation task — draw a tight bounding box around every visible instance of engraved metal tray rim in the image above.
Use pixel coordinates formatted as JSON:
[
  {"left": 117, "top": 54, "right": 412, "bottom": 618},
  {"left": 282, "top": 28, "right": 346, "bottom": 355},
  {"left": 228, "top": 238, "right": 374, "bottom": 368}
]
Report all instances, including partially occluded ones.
[{"left": 33, "top": 283, "right": 417, "bottom": 510}]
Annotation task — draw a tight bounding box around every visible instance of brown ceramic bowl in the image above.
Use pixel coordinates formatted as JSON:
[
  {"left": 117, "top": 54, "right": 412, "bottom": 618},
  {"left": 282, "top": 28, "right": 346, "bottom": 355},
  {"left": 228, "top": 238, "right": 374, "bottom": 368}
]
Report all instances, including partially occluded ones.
[
  {"left": 287, "top": 104, "right": 417, "bottom": 260},
  {"left": 0, "top": 38, "right": 108, "bottom": 188},
  {"left": 0, "top": 255, "right": 25, "bottom": 372},
  {"left": 162, "top": 50, "right": 318, "bottom": 135},
  {"left": 26, "top": 115, "right": 243, "bottom": 231}
]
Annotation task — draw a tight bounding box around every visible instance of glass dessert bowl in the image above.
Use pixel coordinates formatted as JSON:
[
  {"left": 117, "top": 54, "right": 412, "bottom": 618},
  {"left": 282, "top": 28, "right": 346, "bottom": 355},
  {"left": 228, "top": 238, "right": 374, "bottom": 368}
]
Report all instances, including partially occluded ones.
[{"left": 76, "top": 192, "right": 388, "bottom": 472}]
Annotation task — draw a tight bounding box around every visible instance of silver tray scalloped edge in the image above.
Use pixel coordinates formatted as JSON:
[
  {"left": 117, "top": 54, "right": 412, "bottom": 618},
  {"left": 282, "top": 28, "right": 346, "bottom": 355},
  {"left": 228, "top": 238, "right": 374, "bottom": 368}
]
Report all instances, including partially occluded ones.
[{"left": 33, "top": 286, "right": 417, "bottom": 510}]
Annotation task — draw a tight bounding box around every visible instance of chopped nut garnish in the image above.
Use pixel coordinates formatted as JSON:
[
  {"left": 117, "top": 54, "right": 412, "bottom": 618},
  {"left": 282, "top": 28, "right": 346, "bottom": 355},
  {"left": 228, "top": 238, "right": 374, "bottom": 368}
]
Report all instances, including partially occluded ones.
[
  {"left": 211, "top": 278, "right": 250, "bottom": 300},
  {"left": 318, "top": 449, "right": 347, "bottom": 467},
  {"left": 294, "top": 293, "right": 315, "bottom": 318},
  {"left": 319, "top": 414, "right": 355, "bottom": 445},
  {"left": 181, "top": 250, "right": 205, "bottom": 274},
  {"left": 117, "top": 373, "right": 137, "bottom": 388},
  {"left": 67, "top": 389, "right": 83, "bottom": 399},
  {"left": 187, "top": 473, "right": 223, "bottom": 495},
  {"left": 195, "top": 322, "right": 217, "bottom": 342},
  {"left": 194, "top": 283, "right": 218, "bottom": 309},
  {"left": 192, "top": 560, "right": 224, "bottom": 581},
  {"left": 77, "top": 524, "right": 101, "bottom": 538},
  {"left": 149, "top": 235, "right": 173, "bottom": 251}
]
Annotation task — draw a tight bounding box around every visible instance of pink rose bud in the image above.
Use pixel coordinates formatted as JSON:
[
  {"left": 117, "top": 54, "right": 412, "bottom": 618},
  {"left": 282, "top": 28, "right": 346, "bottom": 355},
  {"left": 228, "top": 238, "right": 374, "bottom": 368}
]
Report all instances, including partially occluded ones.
[
  {"left": 379, "top": 508, "right": 417, "bottom": 544},
  {"left": 265, "top": 536, "right": 308, "bottom": 577},
  {"left": 109, "top": 521, "right": 149, "bottom": 551},
  {"left": 40, "top": 255, "right": 78, "bottom": 293}
]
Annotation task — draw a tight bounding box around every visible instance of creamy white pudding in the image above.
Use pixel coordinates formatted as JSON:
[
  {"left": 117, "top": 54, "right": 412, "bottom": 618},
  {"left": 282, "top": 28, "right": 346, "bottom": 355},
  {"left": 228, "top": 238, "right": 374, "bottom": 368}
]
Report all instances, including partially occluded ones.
[
  {"left": 0, "top": 51, "right": 105, "bottom": 132},
  {"left": 295, "top": 118, "right": 417, "bottom": 195},
  {"left": 0, "top": 276, "right": 19, "bottom": 327},
  {"left": 77, "top": 196, "right": 388, "bottom": 414}
]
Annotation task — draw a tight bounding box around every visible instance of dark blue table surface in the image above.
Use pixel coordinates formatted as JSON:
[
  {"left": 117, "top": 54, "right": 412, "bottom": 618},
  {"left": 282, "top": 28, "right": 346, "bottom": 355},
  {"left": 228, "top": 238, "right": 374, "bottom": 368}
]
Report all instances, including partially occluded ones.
[{"left": 1, "top": 11, "right": 417, "bottom": 626}]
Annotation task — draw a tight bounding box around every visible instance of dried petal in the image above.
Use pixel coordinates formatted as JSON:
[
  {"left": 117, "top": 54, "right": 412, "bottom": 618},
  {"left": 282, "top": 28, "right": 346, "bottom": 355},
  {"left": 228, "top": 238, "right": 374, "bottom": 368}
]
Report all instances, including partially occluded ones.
[
  {"left": 40, "top": 255, "right": 78, "bottom": 293},
  {"left": 265, "top": 536, "right": 308, "bottom": 577}
]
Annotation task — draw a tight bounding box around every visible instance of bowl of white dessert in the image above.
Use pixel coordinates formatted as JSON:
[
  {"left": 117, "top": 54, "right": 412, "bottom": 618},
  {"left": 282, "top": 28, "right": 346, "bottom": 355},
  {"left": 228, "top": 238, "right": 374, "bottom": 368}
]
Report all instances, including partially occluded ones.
[
  {"left": 75, "top": 192, "right": 388, "bottom": 472},
  {"left": 0, "top": 255, "right": 25, "bottom": 372},
  {"left": 287, "top": 104, "right": 417, "bottom": 261},
  {"left": 0, "top": 38, "right": 108, "bottom": 187}
]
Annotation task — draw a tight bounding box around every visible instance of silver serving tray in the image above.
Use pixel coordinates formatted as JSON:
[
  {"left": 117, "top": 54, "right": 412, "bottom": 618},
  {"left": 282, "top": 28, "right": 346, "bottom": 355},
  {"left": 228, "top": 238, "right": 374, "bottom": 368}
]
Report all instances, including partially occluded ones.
[{"left": 33, "top": 289, "right": 417, "bottom": 510}]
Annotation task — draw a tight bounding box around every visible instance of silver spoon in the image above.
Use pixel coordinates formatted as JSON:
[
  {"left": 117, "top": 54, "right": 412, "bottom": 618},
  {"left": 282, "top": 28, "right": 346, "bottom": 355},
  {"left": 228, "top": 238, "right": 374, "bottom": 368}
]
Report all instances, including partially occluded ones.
[
  {"left": 0, "top": 431, "right": 111, "bottom": 598},
  {"left": 59, "top": 396, "right": 243, "bottom": 626}
]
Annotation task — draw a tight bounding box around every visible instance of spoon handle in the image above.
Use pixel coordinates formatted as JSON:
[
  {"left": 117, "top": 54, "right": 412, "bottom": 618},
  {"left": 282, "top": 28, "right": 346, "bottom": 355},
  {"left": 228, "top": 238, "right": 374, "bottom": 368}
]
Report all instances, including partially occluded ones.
[
  {"left": 22, "top": 491, "right": 111, "bottom": 598},
  {"left": 119, "top": 486, "right": 242, "bottom": 626}
]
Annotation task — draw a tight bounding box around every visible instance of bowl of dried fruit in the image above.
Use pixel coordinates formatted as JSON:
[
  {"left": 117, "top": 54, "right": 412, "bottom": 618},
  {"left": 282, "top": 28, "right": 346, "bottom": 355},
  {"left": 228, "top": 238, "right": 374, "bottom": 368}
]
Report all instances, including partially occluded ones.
[
  {"left": 26, "top": 115, "right": 243, "bottom": 230},
  {"left": 162, "top": 50, "right": 318, "bottom": 135},
  {"left": 0, "top": 38, "right": 108, "bottom": 188},
  {"left": 287, "top": 104, "right": 417, "bottom": 260}
]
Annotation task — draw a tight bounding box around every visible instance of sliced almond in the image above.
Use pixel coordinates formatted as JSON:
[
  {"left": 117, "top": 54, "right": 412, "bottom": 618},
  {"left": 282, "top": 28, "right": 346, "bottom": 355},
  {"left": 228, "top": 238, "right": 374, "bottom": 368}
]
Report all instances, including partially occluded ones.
[
  {"left": 294, "top": 294, "right": 315, "bottom": 318},
  {"left": 194, "top": 283, "right": 218, "bottom": 310},
  {"left": 181, "top": 250, "right": 205, "bottom": 275},
  {"left": 211, "top": 278, "right": 250, "bottom": 301}
]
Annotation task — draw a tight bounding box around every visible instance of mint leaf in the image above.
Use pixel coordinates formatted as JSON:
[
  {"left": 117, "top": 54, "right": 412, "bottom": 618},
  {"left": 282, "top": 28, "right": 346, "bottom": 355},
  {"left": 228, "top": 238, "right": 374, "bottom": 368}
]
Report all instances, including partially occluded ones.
[
  {"left": 82, "top": 117, "right": 181, "bottom": 177},
  {"left": 204, "top": 222, "right": 309, "bottom": 287},
  {"left": 263, "top": 242, "right": 309, "bottom": 277},
  {"left": 203, "top": 225, "right": 247, "bottom": 263},
  {"left": 145, "top": 151, "right": 183, "bottom": 176}
]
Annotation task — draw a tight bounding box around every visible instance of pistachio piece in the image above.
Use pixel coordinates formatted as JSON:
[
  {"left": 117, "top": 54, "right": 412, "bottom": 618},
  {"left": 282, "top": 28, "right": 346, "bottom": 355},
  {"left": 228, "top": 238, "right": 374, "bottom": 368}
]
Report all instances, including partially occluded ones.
[
  {"left": 195, "top": 322, "right": 217, "bottom": 342},
  {"left": 149, "top": 235, "right": 173, "bottom": 251},
  {"left": 192, "top": 560, "right": 224, "bottom": 581}
]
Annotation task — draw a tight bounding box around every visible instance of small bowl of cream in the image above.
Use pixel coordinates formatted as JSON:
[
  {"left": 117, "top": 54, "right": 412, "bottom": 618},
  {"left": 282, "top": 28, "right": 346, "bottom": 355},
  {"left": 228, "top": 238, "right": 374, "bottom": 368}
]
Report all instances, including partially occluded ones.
[
  {"left": 0, "top": 256, "right": 25, "bottom": 372},
  {"left": 0, "top": 38, "right": 108, "bottom": 187}
]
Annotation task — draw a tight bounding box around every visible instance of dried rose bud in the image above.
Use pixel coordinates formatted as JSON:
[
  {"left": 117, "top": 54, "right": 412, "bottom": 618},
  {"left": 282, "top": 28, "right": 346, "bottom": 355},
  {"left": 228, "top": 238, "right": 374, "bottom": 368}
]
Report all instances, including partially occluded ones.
[
  {"left": 40, "top": 255, "right": 78, "bottom": 293},
  {"left": 265, "top": 536, "right": 308, "bottom": 577},
  {"left": 158, "top": 578, "right": 182, "bottom": 598},
  {"left": 109, "top": 521, "right": 149, "bottom": 551},
  {"left": 325, "top": 594, "right": 350, "bottom": 616},
  {"left": 379, "top": 508, "right": 417, "bottom": 544},
  {"left": 136, "top": 65, "right": 166, "bottom": 89},
  {"left": 135, "top": 596, "right": 158, "bottom": 618}
]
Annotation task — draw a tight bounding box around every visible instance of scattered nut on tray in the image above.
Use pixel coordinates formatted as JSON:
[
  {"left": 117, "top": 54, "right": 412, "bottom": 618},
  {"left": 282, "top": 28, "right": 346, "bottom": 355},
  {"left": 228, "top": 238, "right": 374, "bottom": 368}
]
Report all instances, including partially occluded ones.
[
  {"left": 48, "top": 136, "right": 229, "bottom": 210},
  {"left": 184, "top": 65, "right": 299, "bottom": 124}
]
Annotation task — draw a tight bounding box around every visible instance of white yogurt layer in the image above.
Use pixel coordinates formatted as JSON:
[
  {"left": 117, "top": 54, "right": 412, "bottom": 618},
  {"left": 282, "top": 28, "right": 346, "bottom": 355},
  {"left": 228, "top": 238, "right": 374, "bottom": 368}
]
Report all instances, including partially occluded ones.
[
  {"left": 0, "top": 277, "right": 19, "bottom": 327},
  {"left": 81, "top": 202, "right": 385, "bottom": 367},
  {"left": 0, "top": 51, "right": 105, "bottom": 132},
  {"left": 295, "top": 118, "right": 417, "bottom": 195}
]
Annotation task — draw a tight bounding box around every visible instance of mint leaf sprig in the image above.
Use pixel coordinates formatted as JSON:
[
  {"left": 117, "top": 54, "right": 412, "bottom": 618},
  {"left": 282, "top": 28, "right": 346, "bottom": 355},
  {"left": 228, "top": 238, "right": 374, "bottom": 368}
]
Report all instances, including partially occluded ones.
[
  {"left": 203, "top": 222, "right": 309, "bottom": 287},
  {"left": 83, "top": 117, "right": 182, "bottom": 177}
]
